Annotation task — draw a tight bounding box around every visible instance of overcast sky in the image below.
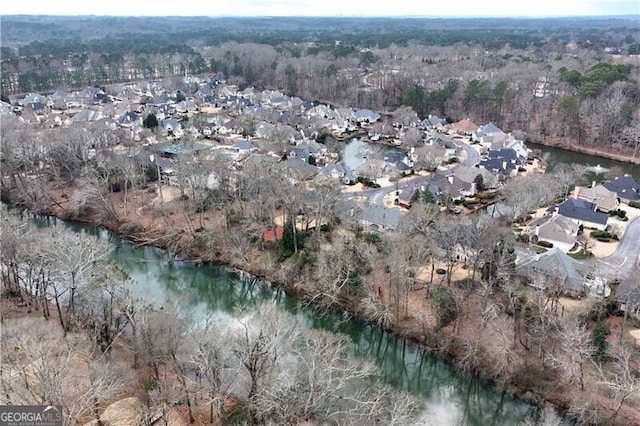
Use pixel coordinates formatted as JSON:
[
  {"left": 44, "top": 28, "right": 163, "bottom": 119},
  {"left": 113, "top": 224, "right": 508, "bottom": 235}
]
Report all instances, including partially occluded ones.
[{"left": 1, "top": 0, "right": 638, "bottom": 17}]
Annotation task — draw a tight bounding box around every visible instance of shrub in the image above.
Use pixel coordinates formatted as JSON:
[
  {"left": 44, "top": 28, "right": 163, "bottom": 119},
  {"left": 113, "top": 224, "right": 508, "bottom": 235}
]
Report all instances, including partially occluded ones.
[
  {"left": 537, "top": 240, "right": 554, "bottom": 248},
  {"left": 591, "top": 321, "right": 610, "bottom": 361},
  {"left": 462, "top": 198, "right": 479, "bottom": 208},
  {"left": 591, "top": 230, "right": 618, "bottom": 240},
  {"left": 431, "top": 287, "right": 458, "bottom": 328},
  {"left": 607, "top": 209, "right": 627, "bottom": 217},
  {"left": 629, "top": 200, "right": 640, "bottom": 208}
]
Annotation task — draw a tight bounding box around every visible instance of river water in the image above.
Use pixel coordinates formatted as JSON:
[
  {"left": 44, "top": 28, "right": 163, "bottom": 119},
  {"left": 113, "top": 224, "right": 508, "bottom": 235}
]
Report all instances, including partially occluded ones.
[
  {"left": 25, "top": 213, "right": 556, "bottom": 426},
  {"left": 527, "top": 142, "right": 640, "bottom": 181}
]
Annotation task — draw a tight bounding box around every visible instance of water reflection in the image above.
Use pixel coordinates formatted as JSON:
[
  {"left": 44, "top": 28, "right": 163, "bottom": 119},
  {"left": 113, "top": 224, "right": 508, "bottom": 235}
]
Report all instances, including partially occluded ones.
[{"left": 18, "top": 212, "right": 549, "bottom": 425}]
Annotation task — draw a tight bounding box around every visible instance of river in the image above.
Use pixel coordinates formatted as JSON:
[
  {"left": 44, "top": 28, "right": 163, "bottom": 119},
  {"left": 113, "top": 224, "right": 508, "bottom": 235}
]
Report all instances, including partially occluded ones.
[
  {"left": 24, "top": 213, "right": 565, "bottom": 426},
  {"left": 528, "top": 141, "right": 640, "bottom": 181}
]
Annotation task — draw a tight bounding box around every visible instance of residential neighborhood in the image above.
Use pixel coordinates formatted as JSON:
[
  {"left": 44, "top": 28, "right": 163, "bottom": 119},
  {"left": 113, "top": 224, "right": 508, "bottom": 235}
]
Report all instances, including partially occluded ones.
[{"left": 2, "top": 74, "right": 640, "bottom": 318}]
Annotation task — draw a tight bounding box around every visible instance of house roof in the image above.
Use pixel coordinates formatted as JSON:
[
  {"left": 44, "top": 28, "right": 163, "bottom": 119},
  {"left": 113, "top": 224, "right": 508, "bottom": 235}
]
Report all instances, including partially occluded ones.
[
  {"left": 516, "top": 247, "right": 585, "bottom": 293},
  {"left": 430, "top": 172, "right": 472, "bottom": 196},
  {"left": 451, "top": 118, "right": 478, "bottom": 134},
  {"left": 452, "top": 165, "right": 498, "bottom": 187},
  {"left": 72, "top": 109, "right": 104, "bottom": 122},
  {"left": 616, "top": 277, "right": 640, "bottom": 306},
  {"left": 573, "top": 185, "right": 619, "bottom": 211},
  {"left": 603, "top": 175, "right": 640, "bottom": 201},
  {"left": 280, "top": 158, "right": 319, "bottom": 181},
  {"left": 419, "top": 115, "right": 447, "bottom": 129},
  {"left": 354, "top": 109, "right": 381, "bottom": 122},
  {"left": 477, "top": 122, "right": 503, "bottom": 135},
  {"left": 337, "top": 200, "right": 402, "bottom": 231},
  {"left": 529, "top": 215, "right": 579, "bottom": 246},
  {"left": 557, "top": 198, "right": 608, "bottom": 225},
  {"left": 480, "top": 158, "right": 517, "bottom": 174},
  {"left": 233, "top": 140, "right": 253, "bottom": 151}
]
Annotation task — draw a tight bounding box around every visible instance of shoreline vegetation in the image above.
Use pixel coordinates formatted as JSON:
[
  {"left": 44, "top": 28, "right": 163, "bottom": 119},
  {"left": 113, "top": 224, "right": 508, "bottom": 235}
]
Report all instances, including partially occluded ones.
[{"left": 3, "top": 162, "right": 638, "bottom": 426}]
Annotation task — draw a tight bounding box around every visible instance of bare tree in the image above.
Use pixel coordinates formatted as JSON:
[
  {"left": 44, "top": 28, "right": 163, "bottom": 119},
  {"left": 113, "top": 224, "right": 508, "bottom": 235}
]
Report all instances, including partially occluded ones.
[
  {"left": 0, "top": 317, "right": 132, "bottom": 424},
  {"left": 228, "top": 303, "right": 299, "bottom": 423},
  {"left": 40, "top": 228, "right": 112, "bottom": 331},
  {"left": 596, "top": 343, "right": 640, "bottom": 425},
  {"left": 550, "top": 318, "right": 592, "bottom": 390}
]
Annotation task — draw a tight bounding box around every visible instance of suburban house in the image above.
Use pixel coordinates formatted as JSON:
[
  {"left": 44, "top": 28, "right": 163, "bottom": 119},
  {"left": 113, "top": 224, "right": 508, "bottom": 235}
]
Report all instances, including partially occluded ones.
[
  {"left": 616, "top": 277, "right": 640, "bottom": 318},
  {"left": 516, "top": 248, "right": 598, "bottom": 298},
  {"left": 446, "top": 118, "right": 478, "bottom": 136},
  {"left": 452, "top": 165, "right": 498, "bottom": 190},
  {"left": 418, "top": 115, "right": 447, "bottom": 130},
  {"left": 573, "top": 184, "right": 619, "bottom": 212},
  {"left": 554, "top": 198, "right": 609, "bottom": 230},
  {"left": 355, "top": 159, "right": 392, "bottom": 181},
  {"left": 384, "top": 151, "right": 414, "bottom": 176},
  {"left": 117, "top": 111, "right": 142, "bottom": 128},
  {"left": 527, "top": 214, "right": 579, "bottom": 252},
  {"left": 337, "top": 200, "right": 402, "bottom": 232},
  {"left": 161, "top": 118, "right": 182, "bottom": 137},
  {"left": 316, "top": 163, "right": 355, "bottom": 185},
  {"left": 430, "top": 171, "right": 474, "bottom": 200},
  {"left": 233, "top": 139, "right": 254, "bottom": 154},
  {"left": 480, "top": 148, "right": 524, "bottom": 177},
  {"left": 396, "top": 183, "right": 423, "bottom": 209},
  {"left": 354, "top": 109, "right": 381, "bottom": 124},
  {"left": 472, "top": 122, "right": 504, "bottom": 142},
  {"left": 603, "top": 174, "right": 640, "bottom": 203}
]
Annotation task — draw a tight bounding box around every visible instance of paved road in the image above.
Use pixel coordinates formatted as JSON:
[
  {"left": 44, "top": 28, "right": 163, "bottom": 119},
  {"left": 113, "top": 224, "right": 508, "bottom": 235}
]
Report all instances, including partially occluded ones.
[
  {"left": 341, "top": 138, "right": 482, "bottom": 206},
  {"left": 341, "top": 174, "right": 432, "bottom": 203},
  {"left": 598, "top": 216, "right": 640, "bottom": 281},
  {"left": 453, "top": 139, "right": 481, "bottom": 167}
]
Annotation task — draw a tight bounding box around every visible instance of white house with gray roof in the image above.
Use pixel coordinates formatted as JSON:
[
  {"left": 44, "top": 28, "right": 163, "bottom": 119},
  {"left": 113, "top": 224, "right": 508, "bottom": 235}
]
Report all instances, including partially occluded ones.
[{"left": 516, "top": 248, "right": 606, "bottom": 297}]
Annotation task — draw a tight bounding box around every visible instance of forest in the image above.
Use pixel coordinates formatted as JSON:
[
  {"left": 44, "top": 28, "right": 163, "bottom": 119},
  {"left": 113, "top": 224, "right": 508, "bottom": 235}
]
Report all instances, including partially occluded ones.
[{"left": 2, "top": 15, "right": 640, "bottom": 153}]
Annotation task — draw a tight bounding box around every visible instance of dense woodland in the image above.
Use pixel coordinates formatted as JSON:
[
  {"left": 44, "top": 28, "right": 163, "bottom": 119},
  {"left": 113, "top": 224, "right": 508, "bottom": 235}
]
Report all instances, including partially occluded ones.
[{"left": 2, "top": 15, "right": 640, "bottom": 153}]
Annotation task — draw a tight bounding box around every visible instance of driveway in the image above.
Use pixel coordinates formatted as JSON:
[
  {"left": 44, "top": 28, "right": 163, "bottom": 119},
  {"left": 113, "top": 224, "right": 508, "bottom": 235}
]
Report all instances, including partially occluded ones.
[
  {"left": 597, "top": 216, "right": 640, "bottom": 281},
  {"left": 341, "top": 174, "right": 432, "bottom": 205},
  {"left": 452, "top": 139, "right": 481, "bottom": 167}
]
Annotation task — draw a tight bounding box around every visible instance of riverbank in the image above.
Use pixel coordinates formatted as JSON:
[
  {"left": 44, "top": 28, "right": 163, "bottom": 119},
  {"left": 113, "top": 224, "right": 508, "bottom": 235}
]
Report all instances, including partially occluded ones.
[
  {"left": 528, "top": 135, "right": 640, "bottom": 166},
  {"left": 4, "top": 185, "right": 639, "bottom": 426}
]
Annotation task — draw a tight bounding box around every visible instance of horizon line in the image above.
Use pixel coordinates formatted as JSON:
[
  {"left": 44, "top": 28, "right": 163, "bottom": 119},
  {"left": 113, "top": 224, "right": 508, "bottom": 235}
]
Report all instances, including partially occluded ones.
[{"left": 2, "top": 13, "right": 639, "bottom": 19}]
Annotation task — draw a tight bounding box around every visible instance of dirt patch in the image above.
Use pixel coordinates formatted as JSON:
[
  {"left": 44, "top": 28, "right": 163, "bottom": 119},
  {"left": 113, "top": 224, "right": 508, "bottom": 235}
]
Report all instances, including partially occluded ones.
[{"left": 628, "top": 329, "right": 640, "bottom": 346}]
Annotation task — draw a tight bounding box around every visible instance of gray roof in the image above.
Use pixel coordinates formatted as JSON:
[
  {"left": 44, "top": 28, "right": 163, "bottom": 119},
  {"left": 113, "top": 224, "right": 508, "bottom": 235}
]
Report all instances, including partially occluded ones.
[
  {"left": 419, "top": 115, "right": 447, "bottom": 129},
  {"left": 354, "top": 109, "right": 381, "bottom": 122},
  {"left": 557, "top": 199, "right": 608, "bottom": 225},
  {"left": 529, "top": 215, "right": 578, "bottom": 246},
  {"left": 234, "top": 140, "right": 253, "bottom": 151},
  {"left": 616, "top": 277, "right": 640, "bottom": 306},
  {"left": 280, "top": 158, "right": 319, "bottom": 181},
  {"left": 603, "top": 175, "right": 640, "bottom": 201},
  {"left": 337, "top": 200, "right": 402, "bottom": 231},
  {"left": 477, "top": 122, "right": 503, "bottom": 135},
  {"left": 516, "top": 247, "right": 585, "bottom": 293}
]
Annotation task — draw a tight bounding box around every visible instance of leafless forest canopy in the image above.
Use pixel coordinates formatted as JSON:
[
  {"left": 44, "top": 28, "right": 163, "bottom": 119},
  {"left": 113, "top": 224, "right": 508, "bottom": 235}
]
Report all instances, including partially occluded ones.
[{"left": 2, "top": 15, "right": 640, "bottom": 150}]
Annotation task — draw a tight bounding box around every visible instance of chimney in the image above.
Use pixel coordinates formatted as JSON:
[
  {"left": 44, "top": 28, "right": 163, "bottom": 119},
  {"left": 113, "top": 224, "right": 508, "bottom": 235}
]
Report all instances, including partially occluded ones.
[{"left": 447, "top": 175, "right": 454, "bottom": 185}]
